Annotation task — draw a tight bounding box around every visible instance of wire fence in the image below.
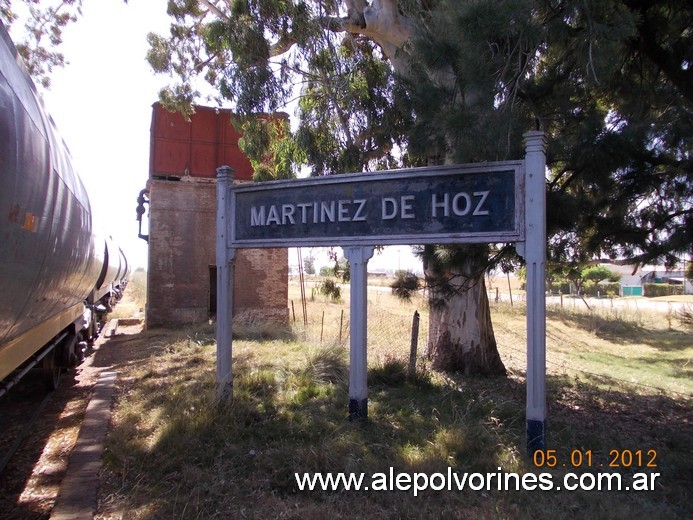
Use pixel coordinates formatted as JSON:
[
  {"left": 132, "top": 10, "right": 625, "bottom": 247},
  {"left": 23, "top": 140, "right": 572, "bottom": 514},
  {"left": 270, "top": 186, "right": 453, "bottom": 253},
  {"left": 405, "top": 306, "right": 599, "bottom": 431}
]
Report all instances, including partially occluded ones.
[
  {"left": 292, "top": 302, "right": 430, "bottom": 366},
  {"left": 368, "top": 306, "right": 430, "bottom": 365},
  {"left": 289, "top": 286, "right": 691, "bottom": 398}
]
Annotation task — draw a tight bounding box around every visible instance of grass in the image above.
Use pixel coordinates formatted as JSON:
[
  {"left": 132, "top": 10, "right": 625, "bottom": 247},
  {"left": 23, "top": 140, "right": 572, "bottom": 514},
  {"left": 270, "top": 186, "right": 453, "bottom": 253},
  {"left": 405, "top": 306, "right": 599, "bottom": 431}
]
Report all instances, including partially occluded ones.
[
  {"left": 95, "top": 281, "right": 692, "bottom": 519},
  {"left": 109, "top": 269, "right": 147, "bottom": 320}
]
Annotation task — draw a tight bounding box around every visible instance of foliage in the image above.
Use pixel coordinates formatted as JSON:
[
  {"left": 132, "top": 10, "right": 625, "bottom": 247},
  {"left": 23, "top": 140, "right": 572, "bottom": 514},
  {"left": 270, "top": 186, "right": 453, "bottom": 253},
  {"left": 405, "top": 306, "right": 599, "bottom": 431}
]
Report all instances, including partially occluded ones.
[
  {"left": 302, "top": 254, "right": 315, "bottom": 275},
  {"left": 399, "top": 0, "right": 691, "bottom": 266},
  {"left": 293, "top": 34, "right": 409, "bottom": 175},
  {"left": 0, "top": 0, "right": 124, "bottom": 88},
  {"left": 390, "top": 270, "right": 422, "bottom": 302},
  {"left": 146, "top": 0, "right": 692, "bottom": 374},
  {"left": 327, "top": 248, "right": 350, "bottom": 282},
  {"left": 238, "top": 115, "right": 302, "bottom": 181},
  {"left": 581, "top": 282, "right": 621, "bottom": 298},
  {"left": 644, "top": 283, "right": 682, "bottom": 298},
  {"left": 679, "top": 305, "right": 693, "bottom": 328},
  {"left": 5, "top": 1, "right": 689, "bottom": 288},
  {"left": 504, "top": 263, "right": 622, "bottom": 295},
  {"left": 317, "top": 278, "right": 341, "bottom": 302},
  {"left": 146, "top": 0, "right": 412, "bottom": 176},
  {"left": 515, "top": 265, "right": 526, "bottom": 282},
  {"left": 581, "top": 265, "right": 620, "bottom": 284}
]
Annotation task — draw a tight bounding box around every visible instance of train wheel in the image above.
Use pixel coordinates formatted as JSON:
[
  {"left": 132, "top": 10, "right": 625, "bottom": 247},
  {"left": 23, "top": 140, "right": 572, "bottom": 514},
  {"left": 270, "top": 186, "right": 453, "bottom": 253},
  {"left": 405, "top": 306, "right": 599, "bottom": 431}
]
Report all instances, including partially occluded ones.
[
  {"left": 76, "top": 341, "right": 87, "bottom": 364},
  {"left": 60, "top": 333, "right": 80, "bottom": 368},
  {"left": 42, "top": 347, "right": 62, "bottom": 391}
]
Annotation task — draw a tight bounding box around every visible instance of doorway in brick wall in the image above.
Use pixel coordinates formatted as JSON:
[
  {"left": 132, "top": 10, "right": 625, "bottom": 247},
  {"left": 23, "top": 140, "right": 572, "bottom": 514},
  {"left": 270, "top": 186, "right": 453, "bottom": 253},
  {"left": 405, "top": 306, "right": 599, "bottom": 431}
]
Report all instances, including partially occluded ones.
[{"left": 209, "top": 266, "right": 217, "bottom": 318}]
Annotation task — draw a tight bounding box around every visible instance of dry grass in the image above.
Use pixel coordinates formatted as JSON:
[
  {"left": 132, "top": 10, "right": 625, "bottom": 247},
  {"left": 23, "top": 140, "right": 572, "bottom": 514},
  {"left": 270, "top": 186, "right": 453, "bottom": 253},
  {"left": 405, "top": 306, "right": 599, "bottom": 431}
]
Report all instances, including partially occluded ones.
[
  {"left": 95, "top": 280, "right": 691, "bottom": 519},
  {"left": 109, "top": 269, "right": 147, "bottom": 320}
]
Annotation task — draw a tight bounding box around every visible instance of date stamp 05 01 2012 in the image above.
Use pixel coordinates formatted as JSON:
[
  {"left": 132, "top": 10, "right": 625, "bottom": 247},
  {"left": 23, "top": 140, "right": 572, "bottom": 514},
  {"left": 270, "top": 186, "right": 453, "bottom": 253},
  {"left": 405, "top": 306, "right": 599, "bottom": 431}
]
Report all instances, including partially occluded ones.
[{"left": 532, "top": 449, "right": 658, "bottom": 469}]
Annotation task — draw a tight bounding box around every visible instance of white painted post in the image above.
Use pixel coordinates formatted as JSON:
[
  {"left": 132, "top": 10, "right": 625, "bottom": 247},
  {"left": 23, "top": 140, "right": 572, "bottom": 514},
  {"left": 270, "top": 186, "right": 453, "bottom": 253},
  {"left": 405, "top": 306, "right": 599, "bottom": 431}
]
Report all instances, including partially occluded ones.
[
  {"left": 343, "top": 245, "right": 375, "bottom": 420},
  {"left": 523, "top": 131, "right": 548, "bottom": 454},
  {"left": 216, "top": 165, "right": 235, "bottom": 400}
]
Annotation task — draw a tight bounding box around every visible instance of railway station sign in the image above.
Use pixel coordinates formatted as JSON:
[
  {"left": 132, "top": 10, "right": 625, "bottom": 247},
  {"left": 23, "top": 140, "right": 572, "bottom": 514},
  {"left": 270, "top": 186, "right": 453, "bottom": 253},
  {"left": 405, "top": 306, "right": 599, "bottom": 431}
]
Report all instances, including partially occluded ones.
[
  {"left": 217, "top": 132, "right": 548, "bottom": 455},
  {"left": 228, "top": 162, "right": 524, "bottom": 248}
]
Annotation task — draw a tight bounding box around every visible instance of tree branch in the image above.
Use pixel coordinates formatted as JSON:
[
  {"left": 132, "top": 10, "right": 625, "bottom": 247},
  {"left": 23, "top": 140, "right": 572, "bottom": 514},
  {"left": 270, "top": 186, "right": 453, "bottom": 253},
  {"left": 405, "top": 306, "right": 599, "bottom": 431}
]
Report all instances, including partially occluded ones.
[
  {"left": 269, "top": 34, "right": 297, "bottom": 58},
  {"left": 345, "top": 0, "right": 368, "bottom": 27},
  {"left": 318, "top": 1, "right": 416, "bottom": 75},
  {"left": 622, "top": 0, "right": 693, "bottom": 104},
  {"left": 198, "top": 0, "right": 228, "bottom": 21}
]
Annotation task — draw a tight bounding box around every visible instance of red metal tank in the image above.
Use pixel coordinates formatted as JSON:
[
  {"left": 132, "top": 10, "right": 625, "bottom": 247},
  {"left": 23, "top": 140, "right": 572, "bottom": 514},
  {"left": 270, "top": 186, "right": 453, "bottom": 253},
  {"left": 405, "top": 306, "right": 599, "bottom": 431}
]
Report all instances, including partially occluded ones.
[{"left": 149, "top": 103, "right": 255, "bottom": 181}]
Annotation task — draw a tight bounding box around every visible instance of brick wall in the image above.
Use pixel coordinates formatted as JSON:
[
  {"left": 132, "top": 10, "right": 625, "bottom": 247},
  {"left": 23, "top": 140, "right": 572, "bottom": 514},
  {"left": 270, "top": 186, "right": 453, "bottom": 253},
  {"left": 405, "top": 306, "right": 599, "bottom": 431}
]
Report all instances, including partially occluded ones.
[{"left": 146, "top": 179, "right": 288, "bottom": 328}]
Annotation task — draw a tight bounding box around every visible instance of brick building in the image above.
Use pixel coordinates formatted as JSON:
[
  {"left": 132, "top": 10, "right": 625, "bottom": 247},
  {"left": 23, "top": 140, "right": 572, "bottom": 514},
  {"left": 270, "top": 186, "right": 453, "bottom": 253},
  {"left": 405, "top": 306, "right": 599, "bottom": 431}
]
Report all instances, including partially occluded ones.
[{"left": 142, "top": 104, "right": 288, "bottom": 328}]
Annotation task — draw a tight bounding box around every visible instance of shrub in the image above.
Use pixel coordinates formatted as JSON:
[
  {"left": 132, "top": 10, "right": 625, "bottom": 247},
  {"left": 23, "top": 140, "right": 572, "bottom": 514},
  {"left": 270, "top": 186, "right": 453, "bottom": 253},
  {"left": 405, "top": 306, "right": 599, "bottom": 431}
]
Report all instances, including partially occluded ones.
[
  {"left": 303, "top": 345, "right": 348, "bottom": 385},
  {"left": 583, "top": 282, "right": 620, "bottom": 297},
  {"left": 644, "top": 283, "right": 682, "bottom": 297},
  {"left": 390, "top": 271, "right": 421, "bottom": 301},
  {"left": 317, "top": 278, "right": 341, "bottom": 301},
  {"left": 677, "top": 305, "right": 693, "bottom": 328}
]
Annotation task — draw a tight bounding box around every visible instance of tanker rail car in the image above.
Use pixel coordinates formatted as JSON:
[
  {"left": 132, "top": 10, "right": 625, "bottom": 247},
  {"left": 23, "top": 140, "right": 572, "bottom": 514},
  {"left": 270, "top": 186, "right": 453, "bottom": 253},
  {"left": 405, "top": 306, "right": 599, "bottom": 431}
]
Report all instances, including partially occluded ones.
[{"left": 0, "top": 21, "right": 128, "bottom": 396}]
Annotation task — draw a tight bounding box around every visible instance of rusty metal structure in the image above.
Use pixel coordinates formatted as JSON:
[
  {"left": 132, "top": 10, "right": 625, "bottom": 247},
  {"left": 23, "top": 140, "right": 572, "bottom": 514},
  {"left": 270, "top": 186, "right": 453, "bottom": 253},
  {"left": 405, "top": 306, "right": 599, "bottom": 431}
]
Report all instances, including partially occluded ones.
[{"left": 141, "top": 104, "right": 288, "bottom": 328}]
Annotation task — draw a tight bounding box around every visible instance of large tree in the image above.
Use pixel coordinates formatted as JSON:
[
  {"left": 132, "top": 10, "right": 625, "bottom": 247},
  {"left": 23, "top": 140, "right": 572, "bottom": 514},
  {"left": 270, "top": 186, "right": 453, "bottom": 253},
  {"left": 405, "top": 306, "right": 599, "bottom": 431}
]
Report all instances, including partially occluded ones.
[
  {"left": 147, "top": 0, "right": 691, "bottom": 374},
  {"left": 396, "top": 0, "right": 691, "bottom": 371}
]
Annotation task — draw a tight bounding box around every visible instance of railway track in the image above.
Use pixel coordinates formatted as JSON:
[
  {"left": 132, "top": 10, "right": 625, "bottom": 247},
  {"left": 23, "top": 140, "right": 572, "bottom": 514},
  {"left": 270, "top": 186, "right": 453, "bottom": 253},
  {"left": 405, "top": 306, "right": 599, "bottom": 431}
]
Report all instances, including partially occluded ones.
[
  {"left": 0, "top": 366, "right": 89, "bottom": 518},
  {"left": 0, "top": 318, "right": 139, "bottom": 518},
  {"left": 0, "top": 389, "right": 53, "bottom": 476},
  {"left": 0, "top": 347, "right": 105, "bottom": 518}
]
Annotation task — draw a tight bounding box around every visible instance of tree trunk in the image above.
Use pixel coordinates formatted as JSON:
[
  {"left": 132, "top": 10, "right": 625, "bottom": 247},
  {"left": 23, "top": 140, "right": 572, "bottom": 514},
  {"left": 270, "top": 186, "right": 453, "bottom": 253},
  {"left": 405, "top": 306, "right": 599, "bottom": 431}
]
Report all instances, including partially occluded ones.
[
  {"left": 341, "top": 3, "right": 507, "bottom": 377},
  {"left": 425, "top": 261, "right": 506, "bottom": 376}
]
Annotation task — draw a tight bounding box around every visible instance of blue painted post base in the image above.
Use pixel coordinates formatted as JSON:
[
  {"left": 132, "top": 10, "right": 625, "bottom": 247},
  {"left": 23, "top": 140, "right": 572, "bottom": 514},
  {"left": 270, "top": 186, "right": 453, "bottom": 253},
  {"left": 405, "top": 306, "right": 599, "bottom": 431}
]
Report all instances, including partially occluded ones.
[
  {"left": 527, "top": 419, "right": 546, "bottom": 455},
  {"left": 348, "top": 398, "right": 368, "bottom": 421}
]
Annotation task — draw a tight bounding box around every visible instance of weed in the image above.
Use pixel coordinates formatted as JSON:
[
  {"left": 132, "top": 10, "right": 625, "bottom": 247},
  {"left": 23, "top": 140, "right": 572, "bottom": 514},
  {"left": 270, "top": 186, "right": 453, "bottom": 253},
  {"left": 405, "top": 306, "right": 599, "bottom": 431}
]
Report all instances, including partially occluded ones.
[
  {"left": 678, "top": 304, "right": 693, "bottom": 328},
  {"left": 368, "top": 357, "right": 408, "bottom": 386},
  {"left": 302, "top": 344, "right": 349, "bottom": 385}
]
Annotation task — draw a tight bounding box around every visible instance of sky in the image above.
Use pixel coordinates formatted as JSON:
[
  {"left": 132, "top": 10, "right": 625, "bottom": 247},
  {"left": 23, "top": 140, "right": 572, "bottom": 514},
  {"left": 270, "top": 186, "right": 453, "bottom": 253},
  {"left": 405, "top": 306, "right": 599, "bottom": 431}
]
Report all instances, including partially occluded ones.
[
  {"left": 15, "top": 0, "right": 422, "bottom": 274},
  {"left": 37, "top": 0, "right": 170, "bottom": 270}
]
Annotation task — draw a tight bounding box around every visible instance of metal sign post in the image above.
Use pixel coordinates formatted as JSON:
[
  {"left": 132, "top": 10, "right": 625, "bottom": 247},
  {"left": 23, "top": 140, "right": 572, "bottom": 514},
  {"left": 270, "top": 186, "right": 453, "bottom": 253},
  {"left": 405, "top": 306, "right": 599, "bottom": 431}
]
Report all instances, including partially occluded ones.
[
  {"left": 520, "top": 131, "right": 548, "bottom": 452},
  {"left": 343, "top": 246, "right": 375, "bottom": 420},
  {"left": 216, "top": 165, "right": 235, "bottom": 400},
  {"left": 215, "top": 135, "right": 547, "bottom": 453}
]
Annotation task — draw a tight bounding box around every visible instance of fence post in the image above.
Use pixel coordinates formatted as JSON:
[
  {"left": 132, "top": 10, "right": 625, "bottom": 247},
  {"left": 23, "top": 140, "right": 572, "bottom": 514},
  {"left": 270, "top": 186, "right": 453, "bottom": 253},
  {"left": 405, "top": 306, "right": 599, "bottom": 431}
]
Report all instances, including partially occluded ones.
[
  {"left": 320, "top": 310, "right": 325, "bottom": 343},
  {"left": 339, "top": 309, "right": 344, "bottom": 343},
  {"left": 408, "top": 311, "right": 420, "bottom": 377}
]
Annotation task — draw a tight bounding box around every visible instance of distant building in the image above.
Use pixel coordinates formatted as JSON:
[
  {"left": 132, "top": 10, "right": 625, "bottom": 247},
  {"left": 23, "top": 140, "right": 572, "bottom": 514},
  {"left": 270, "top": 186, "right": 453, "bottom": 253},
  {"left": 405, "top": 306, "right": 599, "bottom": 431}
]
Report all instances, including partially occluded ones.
[
  {"left": 140, "top": 103, "right": 288, "bottom": 328},
  {"left": 640, "top": 268, "right": 685, "bottom": 284},
  {"left": 601, "top": 263, "right": 691, "bottom": 296}
]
